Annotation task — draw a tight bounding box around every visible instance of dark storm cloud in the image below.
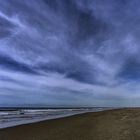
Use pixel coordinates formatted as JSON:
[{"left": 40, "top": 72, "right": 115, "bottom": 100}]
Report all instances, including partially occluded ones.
[
  {"left": 119, "top": 58, "right": 140, "bottom": 80},
  {"left": 0, "top": 16, "right": 16, "bottom": 38},
  {"left": 1, "top": 0, "right": 140, "bottom": 106},
  {"left": 0, "top": 55, "right": 38, "bottom": 74}
]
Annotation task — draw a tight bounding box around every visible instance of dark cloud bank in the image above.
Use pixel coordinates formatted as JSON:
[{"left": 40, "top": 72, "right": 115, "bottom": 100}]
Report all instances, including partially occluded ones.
[{"left": 0, "top": 0, "right": 140, "bottom": 107}]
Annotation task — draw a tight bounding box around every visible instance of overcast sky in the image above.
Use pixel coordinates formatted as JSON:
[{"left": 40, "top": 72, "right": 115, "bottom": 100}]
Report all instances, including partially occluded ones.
[{"left": 0, "top": 0, "right": 140, "bottom": 107}]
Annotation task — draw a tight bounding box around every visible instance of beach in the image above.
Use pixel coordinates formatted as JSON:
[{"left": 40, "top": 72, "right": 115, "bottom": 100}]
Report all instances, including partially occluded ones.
[{"left": 0, "top": 108, "right": 140, "bottom": 140}]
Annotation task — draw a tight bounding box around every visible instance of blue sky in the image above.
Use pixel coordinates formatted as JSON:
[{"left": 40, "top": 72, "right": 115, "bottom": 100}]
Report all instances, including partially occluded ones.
[{"left": 0, "top": 0, "right": 140, "bottom": 107}]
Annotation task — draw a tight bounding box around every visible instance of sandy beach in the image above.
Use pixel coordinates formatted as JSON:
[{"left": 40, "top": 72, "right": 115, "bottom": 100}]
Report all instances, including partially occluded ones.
[{"left": 0, "top": 108, "right": 140, "bottom": 140}]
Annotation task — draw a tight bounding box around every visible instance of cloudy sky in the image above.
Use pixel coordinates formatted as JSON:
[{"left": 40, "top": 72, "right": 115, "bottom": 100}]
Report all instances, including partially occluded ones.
[{"left": 0, "top": 0, "right": 140, "bottom": 107}]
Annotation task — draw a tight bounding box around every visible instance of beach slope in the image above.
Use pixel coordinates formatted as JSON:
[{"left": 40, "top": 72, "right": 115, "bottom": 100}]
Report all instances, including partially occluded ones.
[{"left": 0, "top": 108, "right": 140, "bottom": 140}]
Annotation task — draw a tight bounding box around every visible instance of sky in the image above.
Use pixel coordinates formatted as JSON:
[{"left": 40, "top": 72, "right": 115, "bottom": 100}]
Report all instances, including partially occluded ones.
[{"left": 0, "top": 0, "right": 140, "bottom": 107}]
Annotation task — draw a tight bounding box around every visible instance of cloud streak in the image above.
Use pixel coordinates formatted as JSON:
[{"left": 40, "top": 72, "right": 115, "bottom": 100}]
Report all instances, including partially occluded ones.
[{"left": 0, "top": 0, "right": 140, "bottom": 107}]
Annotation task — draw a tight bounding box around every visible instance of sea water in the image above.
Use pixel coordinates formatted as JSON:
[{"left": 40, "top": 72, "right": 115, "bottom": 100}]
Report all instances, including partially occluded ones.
[{"left": 0, "top": 108, "right": 111, "bottom": 129}]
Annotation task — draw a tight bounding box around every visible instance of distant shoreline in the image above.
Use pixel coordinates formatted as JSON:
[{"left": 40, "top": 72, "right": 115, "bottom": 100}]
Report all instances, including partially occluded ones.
[{"left": 0, "top": 106, "right": 114, "bottom": 111}]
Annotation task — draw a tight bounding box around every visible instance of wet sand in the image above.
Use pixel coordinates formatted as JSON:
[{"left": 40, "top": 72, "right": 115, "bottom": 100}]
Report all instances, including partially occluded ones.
[{"left": 0, "top": 108, "right": 140, "bottom": 140}]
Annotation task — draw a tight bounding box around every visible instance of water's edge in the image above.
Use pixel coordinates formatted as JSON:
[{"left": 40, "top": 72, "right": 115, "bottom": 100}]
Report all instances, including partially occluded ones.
[{"left": 0, "top": 108, "right": 114, "bottom": 129}]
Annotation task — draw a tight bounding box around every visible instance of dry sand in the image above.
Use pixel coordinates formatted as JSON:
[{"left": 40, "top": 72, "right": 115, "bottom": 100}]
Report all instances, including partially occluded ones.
[{"left": 0, "top": 108, "right": 140, "bottom": 140}]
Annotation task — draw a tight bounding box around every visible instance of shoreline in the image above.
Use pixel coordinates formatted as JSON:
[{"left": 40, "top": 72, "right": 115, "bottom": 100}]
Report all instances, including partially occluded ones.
[
  {"left": 1, "top": 108, "right": 139, "bottom": 140},
  {"left": 0, "top": 110, "right": 90, "bottom": 129},
  {"left": 0, "top": 108, "right": 113, "bottom": 129}
]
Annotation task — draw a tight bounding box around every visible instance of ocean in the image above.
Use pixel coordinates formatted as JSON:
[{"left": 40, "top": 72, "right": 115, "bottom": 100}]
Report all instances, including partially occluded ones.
[{"left": 0, "top": 107, "right": 112, "bottom": 129}]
